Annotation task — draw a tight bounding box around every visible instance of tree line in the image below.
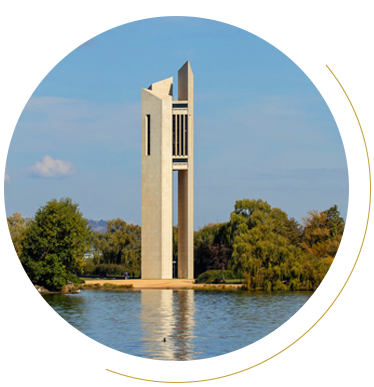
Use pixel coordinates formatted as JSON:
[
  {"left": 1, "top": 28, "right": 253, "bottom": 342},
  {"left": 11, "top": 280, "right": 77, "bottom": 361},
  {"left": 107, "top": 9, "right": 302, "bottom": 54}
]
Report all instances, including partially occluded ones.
[
  {"left": 194, "top": 199, "right": 344, "bottom": 290},
  {"left": 8, "top": 197, "right": 344, "bottom": 291}
]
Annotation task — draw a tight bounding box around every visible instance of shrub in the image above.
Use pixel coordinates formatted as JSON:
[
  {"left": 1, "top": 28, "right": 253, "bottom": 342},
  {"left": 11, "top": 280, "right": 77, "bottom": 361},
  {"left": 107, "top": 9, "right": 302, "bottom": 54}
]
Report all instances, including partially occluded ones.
[
  {"left": 195, "top": 270, "right": 235, "bottom": 284},
  {"left": 272, "top": 279, "right": 287, "bottom": 291},
  {"left": 84, "top": 283, "right": 133, "bottom": 291},
  {"left": 83, "top": 258, "right": 95, "bottom": 274},
  {"left": 89, "top": 263, "right": 139, "bottom": 277},
  {"left": 192, "top": 284, "right": 239, "bottom": 292},
  {"left": 225, "top": 279, "right": 244, "bottom": 284},
  {"left": 68, "top": 273, "right": 85, "bottom": 284}
]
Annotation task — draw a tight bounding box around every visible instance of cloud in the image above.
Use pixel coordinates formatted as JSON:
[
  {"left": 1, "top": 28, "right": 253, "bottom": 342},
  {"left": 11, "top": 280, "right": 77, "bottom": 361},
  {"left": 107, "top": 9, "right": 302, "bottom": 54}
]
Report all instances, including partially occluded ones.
[
  {"left": 2, "top": 157, "right": 10, "bottom": 183},
  {"left": 28, "top": 155, "right": 76, "bottom": 178},
  {"left": 49, "top": 30, "right": 93, "bottom": 49}
]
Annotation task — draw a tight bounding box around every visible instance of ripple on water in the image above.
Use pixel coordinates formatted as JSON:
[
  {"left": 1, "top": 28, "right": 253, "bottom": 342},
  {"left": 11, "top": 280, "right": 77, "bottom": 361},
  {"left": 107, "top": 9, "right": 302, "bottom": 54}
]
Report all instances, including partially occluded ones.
[{"left": 43, "top": 289, "right": 312, "bottom": 360}]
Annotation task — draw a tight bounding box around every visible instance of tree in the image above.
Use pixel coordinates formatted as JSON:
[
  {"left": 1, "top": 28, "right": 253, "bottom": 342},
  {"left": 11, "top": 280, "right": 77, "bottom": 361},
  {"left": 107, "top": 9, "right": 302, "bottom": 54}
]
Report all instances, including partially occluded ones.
[
  {"left": 230, "top": 199, "right": 303, "bottom": 290},
  {"left": 284, "top": 217, "right": 303, "bottom": 246},
  {"left": 20, "top": 198, "right": 91, "bottom": 291},
  {"left": 301, "top": 205, "right": 345, "bottom": 261},
  {"left": 91, "top": 218, "right": 141, "bottom": 273},
  {"left": 205, "top": 242, "right": 231, "bottom": 282},
  {"left": 194, "top": 222, "right": 232, "bottom": 277},
  {"left": 2, "top": 212, "right": 31, "bottom": 285},
  {"left": 324, "top": 204, "right": 345, "bottom": 238},
  {"left": 301, "top": 210, "right": 330, "bottom": 258}
]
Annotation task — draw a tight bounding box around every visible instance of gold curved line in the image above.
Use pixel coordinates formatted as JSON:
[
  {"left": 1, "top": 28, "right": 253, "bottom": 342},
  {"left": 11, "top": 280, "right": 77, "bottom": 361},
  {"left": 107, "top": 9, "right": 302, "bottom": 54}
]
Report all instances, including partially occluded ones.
[
  {"left": 262, "top": 276, "right": 349, "bottom": 363},
  {"left": 326, "top": 65, "right": 351, "bottom": 103},
  {"left": 262, "top": 65, "right": 351, "bottom": 363}
]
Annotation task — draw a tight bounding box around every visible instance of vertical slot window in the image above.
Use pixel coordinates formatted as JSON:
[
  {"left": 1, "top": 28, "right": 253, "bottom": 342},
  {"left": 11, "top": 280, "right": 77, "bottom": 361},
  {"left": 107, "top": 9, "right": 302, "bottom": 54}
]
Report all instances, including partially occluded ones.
[
  {"left": 146, "top": 114, "right": 151, "bottom": 156},
  {"left": 181, "top": 113, "right": 184, "bottom": 156},
  {"left": 185, "top": 115, "right": 188, "bottom": 156},
  {"left": 172, "top": 115, "right": 176, "bottom": 156},
  {"left": 177, "top": 114, "right": 180, "bottom": 156}
]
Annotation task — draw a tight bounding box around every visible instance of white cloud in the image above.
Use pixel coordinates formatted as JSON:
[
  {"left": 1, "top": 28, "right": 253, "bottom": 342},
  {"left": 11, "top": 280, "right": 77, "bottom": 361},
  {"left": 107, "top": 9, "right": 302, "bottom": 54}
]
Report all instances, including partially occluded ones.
[
  {"left": 28, "top": 155, "right": 76, "bottom": 178},
  {"left": 2, "top": 157, "right": 10, "bottom": 183}
]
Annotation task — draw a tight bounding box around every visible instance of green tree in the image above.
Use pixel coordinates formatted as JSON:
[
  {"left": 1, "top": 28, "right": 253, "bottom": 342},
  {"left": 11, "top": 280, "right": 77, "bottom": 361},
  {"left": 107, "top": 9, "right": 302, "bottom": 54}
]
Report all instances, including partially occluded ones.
[
  {"left": 230, "top": 199, "right": 303, "bottom": 290},
  {"left": 324, "top": 204, "right": 345, "bottom": 238},
  {"left": 194, "top": 222, "right": 232, "bottom": 277},
  {"left": 91, "top": 218, "right": 141, "bottom": 273},
  {"left": 2, "top": 212, "right": 31, "bottom": 284},
  {"left": 284, "top": 217, "right": 303, "bottom": 246},
  {"left": 301, "top": 205, "right": 344, "bottom": 262},
  {"left": 20, "top": 198, "right": 91, "bottom": 291}
]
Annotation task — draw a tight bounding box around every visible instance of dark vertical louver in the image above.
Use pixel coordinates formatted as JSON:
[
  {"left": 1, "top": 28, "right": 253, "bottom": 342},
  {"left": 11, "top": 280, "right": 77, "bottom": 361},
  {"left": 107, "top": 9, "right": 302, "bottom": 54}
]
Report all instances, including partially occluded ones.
[
  {"left": 146, "top": 114, "right": 151, "bottom": 156},
  {"left": 172, "top": 114, "right": 175, "bottom": 156},
  {"left": 177, "top": 114, "right": 180, "bottom": 156},
  {"left": 181, "top": 114, "right": 184, "bottom": 155},
  {"left": 185, "top": 115, "right": 188, "bottom": 156}
]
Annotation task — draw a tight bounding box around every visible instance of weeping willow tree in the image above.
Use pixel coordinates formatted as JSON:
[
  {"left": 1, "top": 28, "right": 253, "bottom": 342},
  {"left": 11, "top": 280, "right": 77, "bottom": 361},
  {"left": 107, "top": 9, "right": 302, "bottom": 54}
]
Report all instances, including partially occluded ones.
[
  {"left": 230, "top": 199, "right": 299, "bottom": 290},
  {"left": 229, "top": 199, "right": 344, "bottom": 291},
  {"left": 2, "top": 212, "right": 32, "bottom": 285},
  {"left": 91, "top": 218, "right": 141, "bottom": 274}
]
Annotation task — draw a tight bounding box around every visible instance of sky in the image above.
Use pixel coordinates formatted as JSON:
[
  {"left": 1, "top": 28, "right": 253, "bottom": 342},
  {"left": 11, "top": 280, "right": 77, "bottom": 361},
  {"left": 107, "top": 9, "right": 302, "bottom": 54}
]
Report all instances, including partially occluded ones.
[{"left": 4, "top": 17, "right": 348, "bottom": 229}]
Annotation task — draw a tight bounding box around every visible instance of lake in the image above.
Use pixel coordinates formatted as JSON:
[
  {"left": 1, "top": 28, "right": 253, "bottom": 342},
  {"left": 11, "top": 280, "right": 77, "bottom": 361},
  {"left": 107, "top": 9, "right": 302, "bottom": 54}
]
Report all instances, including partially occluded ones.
[{"left": 43, "top": 289, "right": 312, "bottom": 360}]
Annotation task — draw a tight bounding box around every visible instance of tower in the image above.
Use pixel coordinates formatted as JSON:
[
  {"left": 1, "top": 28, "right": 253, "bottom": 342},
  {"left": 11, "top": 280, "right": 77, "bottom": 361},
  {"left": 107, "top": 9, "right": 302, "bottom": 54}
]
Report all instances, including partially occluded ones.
[{"left": 141, "top": 61, "right": 194, "bottom": 279}]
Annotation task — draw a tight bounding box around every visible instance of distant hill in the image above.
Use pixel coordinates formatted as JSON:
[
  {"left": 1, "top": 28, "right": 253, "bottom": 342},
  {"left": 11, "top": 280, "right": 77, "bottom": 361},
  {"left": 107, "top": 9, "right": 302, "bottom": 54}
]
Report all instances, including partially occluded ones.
[{"left": 87, "top": 219, "right": 107, "bottom": 233}]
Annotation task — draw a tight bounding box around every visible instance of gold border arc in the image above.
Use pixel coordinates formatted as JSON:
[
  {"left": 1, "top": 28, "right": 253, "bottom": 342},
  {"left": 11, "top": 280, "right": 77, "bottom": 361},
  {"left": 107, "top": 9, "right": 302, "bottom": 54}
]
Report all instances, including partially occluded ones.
[
  {"left": 262, "top": 65, "right": 351, "bottom": 363},
  {"left": 263, "top": 277, "right": 349, "bottom": 363},
  {"left": 325, "top": 65, "right": 351, "bottom": 103}
]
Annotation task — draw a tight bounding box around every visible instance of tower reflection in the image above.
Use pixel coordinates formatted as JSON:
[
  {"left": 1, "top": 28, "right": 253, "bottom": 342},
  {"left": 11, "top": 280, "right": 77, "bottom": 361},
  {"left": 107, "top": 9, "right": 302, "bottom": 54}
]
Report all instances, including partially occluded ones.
[{"left": 140, "top": 289, "right": 196, "bottom": 360}]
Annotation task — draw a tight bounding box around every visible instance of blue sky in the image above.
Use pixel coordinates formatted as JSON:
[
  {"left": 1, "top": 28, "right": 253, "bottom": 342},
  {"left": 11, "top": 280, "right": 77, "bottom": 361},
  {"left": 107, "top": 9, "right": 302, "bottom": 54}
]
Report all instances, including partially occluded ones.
[{"left": 4, "top": 17, "right": 348, "bottom": 228}]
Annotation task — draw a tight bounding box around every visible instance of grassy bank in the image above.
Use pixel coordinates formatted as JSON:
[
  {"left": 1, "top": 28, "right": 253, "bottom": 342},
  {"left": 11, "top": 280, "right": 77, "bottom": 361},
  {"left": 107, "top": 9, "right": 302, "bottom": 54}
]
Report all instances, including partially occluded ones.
[
  {"left": 83, "top": 283, "right": 134, "bottom": 291},
  {"left": 192, "top": 284, "right": 240, "bottom": 292}
]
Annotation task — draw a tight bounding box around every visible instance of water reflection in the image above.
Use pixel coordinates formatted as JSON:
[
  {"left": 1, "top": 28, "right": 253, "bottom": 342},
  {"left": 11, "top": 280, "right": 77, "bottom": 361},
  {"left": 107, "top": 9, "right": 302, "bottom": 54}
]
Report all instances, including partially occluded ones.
[
  {"left": 43, "top": 290, "right": 312, "bottom": 360},
  {"left": 20, "top": 294, "right": 85, "bottom": 335},
  {"left": 173, "top": 290, "right": 195, "bottom": 360},
  {"left": 140, "top": 290, "right": 196, "bottom": 360}
]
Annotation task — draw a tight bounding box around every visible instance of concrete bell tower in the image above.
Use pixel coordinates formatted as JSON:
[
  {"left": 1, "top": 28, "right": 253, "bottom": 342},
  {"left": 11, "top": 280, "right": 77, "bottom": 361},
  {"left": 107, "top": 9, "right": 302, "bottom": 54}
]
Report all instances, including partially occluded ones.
[{"left": 141, "top": 61, "right": 194, "bottom": 279}]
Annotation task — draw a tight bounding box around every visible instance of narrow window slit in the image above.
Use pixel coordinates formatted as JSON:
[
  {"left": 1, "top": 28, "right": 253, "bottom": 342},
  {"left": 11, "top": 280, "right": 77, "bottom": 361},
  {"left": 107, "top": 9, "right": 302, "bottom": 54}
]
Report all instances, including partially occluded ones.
[
  {"left": 185, "top": 115, "right": 188, "bottom": 156},
  {"left": 146, "top": 114, "right": 151, "bottom": 156}
]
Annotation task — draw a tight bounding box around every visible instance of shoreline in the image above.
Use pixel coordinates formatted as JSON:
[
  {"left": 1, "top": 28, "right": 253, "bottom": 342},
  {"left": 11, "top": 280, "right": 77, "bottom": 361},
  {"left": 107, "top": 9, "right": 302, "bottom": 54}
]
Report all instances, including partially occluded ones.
[
  {"left": 38, "top": 280, "right": 315, "bottom": 294},
  {"left": 81, "top": 279, "right": 315, "bottom": 292},
  {"left": 81, "top": 278, "right": 242, "bottom": 290}
]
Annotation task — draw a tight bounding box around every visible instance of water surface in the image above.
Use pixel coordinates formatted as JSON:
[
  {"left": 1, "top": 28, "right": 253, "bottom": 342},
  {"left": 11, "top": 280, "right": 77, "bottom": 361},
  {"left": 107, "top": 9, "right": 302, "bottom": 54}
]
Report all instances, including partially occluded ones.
[{"left": 43, "top": 289, "right": 312, "bottom": 360}]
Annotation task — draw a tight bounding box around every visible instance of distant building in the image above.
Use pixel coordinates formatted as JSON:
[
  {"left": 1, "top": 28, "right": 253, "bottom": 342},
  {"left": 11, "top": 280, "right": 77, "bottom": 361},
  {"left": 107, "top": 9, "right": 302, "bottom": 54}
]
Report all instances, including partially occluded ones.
[
  {"left": 84, "top": 250, "right": 93, "bottom": 259},
  {"left": 83, "top": 247, "right": 102, "bottom": 260}
]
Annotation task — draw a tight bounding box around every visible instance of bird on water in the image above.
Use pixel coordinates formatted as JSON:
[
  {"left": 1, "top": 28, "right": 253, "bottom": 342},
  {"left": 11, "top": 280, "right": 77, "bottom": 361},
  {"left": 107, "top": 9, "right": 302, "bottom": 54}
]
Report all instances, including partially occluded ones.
[{"left": 163, "top": 337, "right": 167, "bottom": 342}]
